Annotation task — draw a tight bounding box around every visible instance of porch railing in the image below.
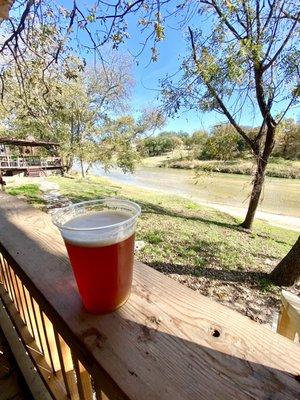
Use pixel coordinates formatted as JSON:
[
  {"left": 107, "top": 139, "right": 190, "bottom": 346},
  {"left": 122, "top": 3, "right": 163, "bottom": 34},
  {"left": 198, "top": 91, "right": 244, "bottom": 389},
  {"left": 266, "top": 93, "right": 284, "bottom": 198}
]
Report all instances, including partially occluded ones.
[
  {"left": 0, "top": 192, "right": 299, "bottom": 400},
  {"left": 277, "top": 290, "right": 300, "bottom": 341},
  {"left": 0, "top": 155, "right": 62, "bottom": 168}
]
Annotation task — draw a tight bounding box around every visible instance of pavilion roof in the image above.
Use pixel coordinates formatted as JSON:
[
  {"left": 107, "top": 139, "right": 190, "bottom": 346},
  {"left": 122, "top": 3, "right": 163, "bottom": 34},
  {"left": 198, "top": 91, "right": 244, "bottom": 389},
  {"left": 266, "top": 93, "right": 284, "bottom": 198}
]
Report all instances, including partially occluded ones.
[{"left": 0, "top": 138, "right": 60, "bottom": 147}]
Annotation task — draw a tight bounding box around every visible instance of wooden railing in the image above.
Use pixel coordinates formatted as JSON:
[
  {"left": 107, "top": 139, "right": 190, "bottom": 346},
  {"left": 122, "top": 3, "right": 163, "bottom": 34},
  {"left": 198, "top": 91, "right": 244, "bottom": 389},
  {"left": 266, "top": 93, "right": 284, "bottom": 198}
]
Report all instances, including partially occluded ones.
[
  {"left": 0, "top": 192, "right": 299, "bottom": 400},
  {"left": 277, "top": 290, "right": 300, "bottom": 342},
  {"left": 0, "top": 155, "right": 62, "bottom": 169}
]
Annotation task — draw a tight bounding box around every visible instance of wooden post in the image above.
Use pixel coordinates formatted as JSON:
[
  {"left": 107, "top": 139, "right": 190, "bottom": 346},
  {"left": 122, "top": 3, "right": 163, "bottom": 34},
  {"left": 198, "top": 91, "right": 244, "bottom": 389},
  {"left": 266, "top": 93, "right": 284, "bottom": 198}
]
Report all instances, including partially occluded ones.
[
  {"left": 0, "top": 171, "right": 6, "bottom": 191},
  {"left": 277, "top": 290, "right": 300, "bottom": 342}
]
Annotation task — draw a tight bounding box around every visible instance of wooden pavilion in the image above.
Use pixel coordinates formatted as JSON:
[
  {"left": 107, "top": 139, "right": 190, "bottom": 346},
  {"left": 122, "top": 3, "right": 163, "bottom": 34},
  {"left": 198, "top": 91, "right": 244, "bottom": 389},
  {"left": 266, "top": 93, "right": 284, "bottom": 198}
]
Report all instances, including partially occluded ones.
[{"left": 0, "top": 137, "right": 63, "bottom": 177}]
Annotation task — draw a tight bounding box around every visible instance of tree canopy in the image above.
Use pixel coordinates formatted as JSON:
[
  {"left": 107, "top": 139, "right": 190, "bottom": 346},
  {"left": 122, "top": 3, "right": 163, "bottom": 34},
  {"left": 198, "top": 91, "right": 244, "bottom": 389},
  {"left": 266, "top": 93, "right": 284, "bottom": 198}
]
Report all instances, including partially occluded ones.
[{"left": 0, "top": 31, "right": 164, "bottom": 175}]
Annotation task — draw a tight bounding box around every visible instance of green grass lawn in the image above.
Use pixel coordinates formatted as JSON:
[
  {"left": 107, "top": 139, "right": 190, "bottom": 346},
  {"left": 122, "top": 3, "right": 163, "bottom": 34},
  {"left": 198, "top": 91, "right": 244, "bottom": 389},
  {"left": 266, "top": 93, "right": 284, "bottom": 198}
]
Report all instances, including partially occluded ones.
[
  {"left": 6, "top": 175, "right": 298, "bottom": 324},
  {"left": 48, "top": 176, "right": 297, "bottom": 274},
  {"left": 7, "top": 184, "right": 46, "bottom": 207}
]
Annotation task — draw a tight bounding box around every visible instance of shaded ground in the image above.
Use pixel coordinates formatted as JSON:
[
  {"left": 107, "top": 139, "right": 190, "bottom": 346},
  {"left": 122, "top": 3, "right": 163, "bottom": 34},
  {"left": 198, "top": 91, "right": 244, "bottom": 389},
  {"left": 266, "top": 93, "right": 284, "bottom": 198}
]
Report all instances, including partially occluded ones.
[
  {"left": 0, "top": 327, "right": 32, "bottom": 400},
  {"left": 6, "top": 175, "right": 300, "bottom": 328}
]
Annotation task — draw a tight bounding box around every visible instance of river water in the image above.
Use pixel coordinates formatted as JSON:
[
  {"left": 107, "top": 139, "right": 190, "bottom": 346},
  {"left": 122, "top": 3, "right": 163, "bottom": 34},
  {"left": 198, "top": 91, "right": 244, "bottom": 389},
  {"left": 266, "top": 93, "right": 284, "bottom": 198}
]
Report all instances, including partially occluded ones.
[{"left": 90, "top": 164, "right": 300, "bottom": 230}]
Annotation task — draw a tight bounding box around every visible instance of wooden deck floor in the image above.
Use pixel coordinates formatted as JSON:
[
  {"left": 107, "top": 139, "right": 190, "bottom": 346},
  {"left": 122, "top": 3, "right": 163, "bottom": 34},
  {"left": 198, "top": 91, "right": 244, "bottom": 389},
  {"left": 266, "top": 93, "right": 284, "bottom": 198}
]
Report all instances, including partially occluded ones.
[{"left": 0, "top": 327, "right": 32, "bottom": 400}]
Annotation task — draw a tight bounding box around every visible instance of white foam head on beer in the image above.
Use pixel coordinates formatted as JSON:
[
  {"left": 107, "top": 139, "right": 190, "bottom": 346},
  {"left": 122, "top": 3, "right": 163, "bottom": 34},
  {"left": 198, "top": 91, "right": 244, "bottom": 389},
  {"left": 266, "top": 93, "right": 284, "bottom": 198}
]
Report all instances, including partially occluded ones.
[{"left": 61, "top": 210, "right": 136, "bottom": 247}]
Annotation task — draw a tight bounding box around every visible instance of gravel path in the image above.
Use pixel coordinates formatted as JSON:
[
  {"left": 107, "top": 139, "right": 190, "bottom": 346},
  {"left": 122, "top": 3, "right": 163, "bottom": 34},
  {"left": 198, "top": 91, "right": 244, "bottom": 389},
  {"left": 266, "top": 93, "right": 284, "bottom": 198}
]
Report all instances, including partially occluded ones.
[{"left": 38, "top": 179, "right": 71, "bottom": 212}]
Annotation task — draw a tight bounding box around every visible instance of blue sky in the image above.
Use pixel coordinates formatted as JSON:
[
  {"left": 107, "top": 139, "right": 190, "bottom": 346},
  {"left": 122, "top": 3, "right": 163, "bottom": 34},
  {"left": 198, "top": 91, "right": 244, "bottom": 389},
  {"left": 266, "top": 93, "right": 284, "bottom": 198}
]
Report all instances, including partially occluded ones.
[
  {"left": 56, "top": 0, "right": 235, "bottom": 133},
  {"left": 8, "top": 1, "right": 300, "bottom": 133},
  {"left": 119, "top": 14, "right": 231, "bottom": 133},
  {"left": 74, "top": 7, "right": 218, "bottom": 132},
  {"left": 93, "top": 8, "right": 298, "bottom": 134}
]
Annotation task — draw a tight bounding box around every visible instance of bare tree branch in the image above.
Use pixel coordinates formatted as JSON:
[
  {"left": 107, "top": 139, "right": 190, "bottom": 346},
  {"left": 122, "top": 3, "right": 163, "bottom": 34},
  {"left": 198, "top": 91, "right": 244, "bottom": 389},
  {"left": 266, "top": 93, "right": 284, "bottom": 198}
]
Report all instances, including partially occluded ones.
[
  {"left": 263, "top": 12, "right": 300, "bottom": 71},
  {"left": 0, "top": 0, "right": 34, "bottom": 54}
]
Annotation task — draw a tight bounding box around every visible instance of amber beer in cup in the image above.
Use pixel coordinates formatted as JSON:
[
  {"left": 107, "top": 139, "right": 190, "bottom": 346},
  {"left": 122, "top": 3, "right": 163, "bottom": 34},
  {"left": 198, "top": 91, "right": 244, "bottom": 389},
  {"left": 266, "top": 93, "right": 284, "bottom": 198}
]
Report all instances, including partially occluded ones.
[{"left": 52, "top": 198, "right": 141, "bottom": 314}]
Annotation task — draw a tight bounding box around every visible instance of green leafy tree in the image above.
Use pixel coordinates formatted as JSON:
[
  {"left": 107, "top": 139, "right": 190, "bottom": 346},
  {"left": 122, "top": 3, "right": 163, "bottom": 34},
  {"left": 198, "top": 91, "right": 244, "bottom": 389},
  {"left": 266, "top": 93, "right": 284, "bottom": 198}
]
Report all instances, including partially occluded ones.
[
  {"left": 96, "top": 116, "right": 143, "bottom": 173},
  {"left": 200, "top": 125, "right": 240, "bottom": 160},
  {"left": 161, "top": 1, "right": 300, "bottom": 229},
  {"left": 1, "top": 39, "right": 140, "bottom": 176},
  {"left": 186, "top": 130, "right": 208, "bottom": 148},
  {"left": 273, "top": 119, "right": 300, "bottom": 159},
  {"left": 138, "top": 133, "right": 182, "bottom": 157}
]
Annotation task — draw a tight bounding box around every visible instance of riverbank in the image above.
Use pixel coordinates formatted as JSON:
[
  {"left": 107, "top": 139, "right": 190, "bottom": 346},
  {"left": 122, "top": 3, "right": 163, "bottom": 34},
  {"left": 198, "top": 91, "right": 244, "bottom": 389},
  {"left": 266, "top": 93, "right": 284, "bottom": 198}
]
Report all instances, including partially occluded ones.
[
  {"left": 89, "top": 163, "right": 300, "bottom": 231},
  {"left": 5, "top": 175, "right": 300, "bottom": 327},
  {"left": 143, "top": 153, "right": 300, "bottom": 179},
  {"left": 165, "top": 158, "right": 300, "bottom": 179}
]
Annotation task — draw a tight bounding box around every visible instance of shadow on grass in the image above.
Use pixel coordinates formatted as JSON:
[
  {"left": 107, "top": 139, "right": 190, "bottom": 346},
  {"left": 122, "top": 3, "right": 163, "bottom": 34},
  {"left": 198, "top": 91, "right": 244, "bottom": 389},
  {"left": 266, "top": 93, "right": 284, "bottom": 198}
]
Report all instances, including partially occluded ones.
[
  {"left": 255, "top": 252, "right": 279, "bottom": 261},
  {"left": 64, "top": 188, "right": 119, "bottom": 203},
  {"left": 135, "top": 199, "right": 242, "bottom": 231},
  {"left": 146, "top": 260, "right": 269, "bottom": 286},
  {"left": 55, "top": 178, "right": 279, "bottom": 236},
  {"left": 64, "top": 190, "right": 241, "bottom": 231}
]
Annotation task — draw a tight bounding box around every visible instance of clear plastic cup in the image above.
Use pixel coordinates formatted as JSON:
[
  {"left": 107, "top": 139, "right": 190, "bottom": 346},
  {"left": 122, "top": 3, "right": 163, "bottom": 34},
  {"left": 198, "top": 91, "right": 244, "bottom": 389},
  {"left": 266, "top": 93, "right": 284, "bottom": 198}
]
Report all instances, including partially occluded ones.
[{"left": 52, "top": 198, "right": 141, "bottom": 314}]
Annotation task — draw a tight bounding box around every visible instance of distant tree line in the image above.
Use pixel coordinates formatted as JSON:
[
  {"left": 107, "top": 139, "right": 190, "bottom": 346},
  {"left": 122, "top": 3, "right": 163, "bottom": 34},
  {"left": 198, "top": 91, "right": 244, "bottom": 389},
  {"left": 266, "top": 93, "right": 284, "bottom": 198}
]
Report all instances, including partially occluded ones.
[
  {"left": 138, "top": 120, "right": 300, "bottom": 161},
  {"left": 137, "top": 131, "right": 187, "bottom": 157}
]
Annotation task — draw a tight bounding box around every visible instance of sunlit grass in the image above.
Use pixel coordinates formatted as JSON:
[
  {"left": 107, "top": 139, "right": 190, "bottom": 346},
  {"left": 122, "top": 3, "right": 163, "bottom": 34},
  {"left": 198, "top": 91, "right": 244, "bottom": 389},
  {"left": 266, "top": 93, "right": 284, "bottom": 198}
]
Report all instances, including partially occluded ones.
[
  {"left": 6, "top": 184, "right": 46, "bottom": 208},
  {"left": 49, "top": 176, "right": 297, "bottom": 278},
  {"left": 7, "top": 175, "right": 298, "bottom": 292}
]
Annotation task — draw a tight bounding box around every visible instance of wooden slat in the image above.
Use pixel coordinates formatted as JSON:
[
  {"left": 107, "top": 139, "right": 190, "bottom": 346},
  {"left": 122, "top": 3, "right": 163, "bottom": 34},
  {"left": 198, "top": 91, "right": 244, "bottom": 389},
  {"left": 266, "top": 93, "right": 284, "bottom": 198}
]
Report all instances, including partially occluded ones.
[
  {"left": 0, "top": 285, "right": 67, "bottom": 399},
  {"left": 72, "top": 354, "right": 94, "bottom": 400},
  {"left": 21, "top": 284, "right": 36, "bottom": 342},
  {"left": 40, "top": 310, "right": 56, "bottom": 374},
  {"left": 0, "top": 301, "right": 51, "bottom": 400},
  {"left": 58, "top": 334, "right": 80, "bottom": 400},
  {"left": 281, "top": 290, "right": 300, "bottom": 330},
  {"left": 0, "top": 192, "right": 300, "bottom": 400},
  {"left": 30, "top": 295, "right": 45, "bottom": 355},
  {"left": 277, "top": 290, "right": 300, "bottom": 341},
  {"left": 77, "top": 361, "right": 94, "bottom": 400},
  {"left": 277, "top": 305, "right": 297, "bottom": 341},
  {"left": 13, "top": 273, "right": 27, "bottom": 325},
  {"left": 54, "top": 331, "right": 72, "bottom": 399}
]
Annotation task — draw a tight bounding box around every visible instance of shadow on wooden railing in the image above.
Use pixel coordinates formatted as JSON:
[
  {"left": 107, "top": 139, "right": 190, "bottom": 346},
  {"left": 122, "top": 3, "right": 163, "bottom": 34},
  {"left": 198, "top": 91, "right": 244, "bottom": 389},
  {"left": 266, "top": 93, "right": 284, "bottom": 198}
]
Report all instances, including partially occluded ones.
[
  {"left": 0, "top": 252, "right": 99, "bottom": 400},
  {"left": 0, "top": 192, "right": 299, "bottom": 400}
]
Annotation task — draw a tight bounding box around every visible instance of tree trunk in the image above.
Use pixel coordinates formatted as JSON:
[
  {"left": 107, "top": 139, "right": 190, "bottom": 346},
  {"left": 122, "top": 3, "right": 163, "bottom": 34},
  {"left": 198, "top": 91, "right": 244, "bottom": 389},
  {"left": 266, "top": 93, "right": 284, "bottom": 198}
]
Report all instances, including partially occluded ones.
[
  {"left": 240, "top": 156, "right": 267, "bottom": 229},
  {"left": 64, "top": 156, "right": 73, "bottom": 173},
  {"left": 85, "top": 162, "right": 92, "bottom": 175},
  {"left": 80, "top": 158, "right": 85, "bottom": 178},
  {"left": 270, "top": 236, "right": 300, "bottom": 286},
  {"left": 241, "top": 125, "right": 276, "bottom": 230}
]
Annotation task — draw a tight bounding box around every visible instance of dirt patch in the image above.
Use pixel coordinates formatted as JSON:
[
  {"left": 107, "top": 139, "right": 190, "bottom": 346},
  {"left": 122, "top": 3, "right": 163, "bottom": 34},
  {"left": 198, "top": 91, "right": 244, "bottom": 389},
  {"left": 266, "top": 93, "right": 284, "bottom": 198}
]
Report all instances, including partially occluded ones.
[
  {"left": 168, "top": 269, "right": 299, "bottom": 328},
  {"left": 141, "top": 259, "right": 300, "bottom": 328},
  {"left": 39, "top": 180, "right": 71, "bottom": 212}
]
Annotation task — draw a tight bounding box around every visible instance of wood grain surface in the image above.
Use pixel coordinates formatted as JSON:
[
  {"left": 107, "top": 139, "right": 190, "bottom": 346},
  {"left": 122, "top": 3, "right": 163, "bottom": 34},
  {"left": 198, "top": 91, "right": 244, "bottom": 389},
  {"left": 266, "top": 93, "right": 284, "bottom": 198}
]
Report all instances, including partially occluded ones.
[{"left": 0, "top": 192, "right": 299, "bottom": 400}]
